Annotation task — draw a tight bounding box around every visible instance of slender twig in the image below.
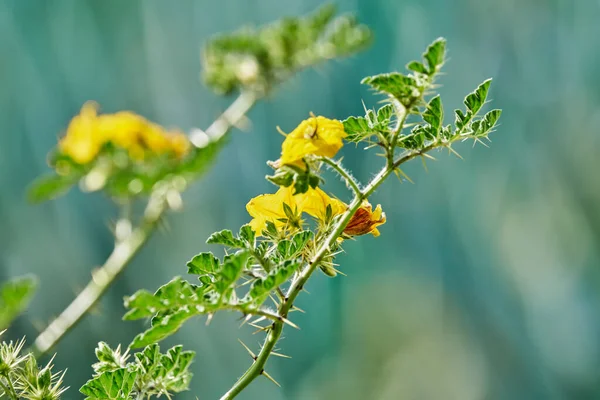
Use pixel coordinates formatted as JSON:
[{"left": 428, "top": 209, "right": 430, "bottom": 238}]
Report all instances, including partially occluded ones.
[
  {"left": 318, "top": 157, "right": 362, "bottom": 196},
  {"left": 32, "top": 92, "right": 258, "bottom": 357},
  {"left": 220, "top": 98, "right": 462, "bottom": 400}
]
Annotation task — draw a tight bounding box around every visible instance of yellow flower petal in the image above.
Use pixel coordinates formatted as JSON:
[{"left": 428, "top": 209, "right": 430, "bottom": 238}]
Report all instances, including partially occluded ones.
[
  {"left": 279, "top": 116, "right": 347, "bottom": 165},
  {"left": 300, "top": 187, "right": 347, "bottom": 220}
]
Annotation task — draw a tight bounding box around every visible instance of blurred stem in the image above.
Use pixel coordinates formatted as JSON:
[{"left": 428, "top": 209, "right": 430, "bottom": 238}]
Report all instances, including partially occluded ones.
[
  {"left": 32, "top": 196, "right": 167, "bottom": 358},
  {"left": 32, "top": 92, "right": 258, "bottom": 358},
  {"left": 0, "top": 375, "right": 18, "bottom": 400}
]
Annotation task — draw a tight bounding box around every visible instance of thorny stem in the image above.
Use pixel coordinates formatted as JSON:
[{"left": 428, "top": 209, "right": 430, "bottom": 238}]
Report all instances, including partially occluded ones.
[
  {"left": 32, "top": 92, "right": 258, "bottom": 358},
  {"left": 221, "top": 98, "right": 456, "bottom": 400}
]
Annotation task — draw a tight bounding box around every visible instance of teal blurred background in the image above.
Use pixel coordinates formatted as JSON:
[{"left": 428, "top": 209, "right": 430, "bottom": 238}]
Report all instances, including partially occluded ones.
[{"left": 2, "top": 0, "right": 600, "bottom": 399}]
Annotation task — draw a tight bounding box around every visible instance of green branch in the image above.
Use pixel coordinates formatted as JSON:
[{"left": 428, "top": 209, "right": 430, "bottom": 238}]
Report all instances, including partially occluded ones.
[{"left": 32, "top": 93, "right": 257, "bottom": 358}]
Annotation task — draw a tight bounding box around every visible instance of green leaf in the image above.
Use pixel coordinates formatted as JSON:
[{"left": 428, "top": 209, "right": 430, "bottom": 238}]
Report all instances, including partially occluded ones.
[
  {"left": 202, "top": 4, "right": 371, "bottom": 95},
  {"left": 27, "top": 173, "right": 78, "bottom": 203},
  {"left": 361, "top": 73, "right": 419, "bottom": 106},
  {"left": 130, "top": 309, "right": 197, "bottom": 349},
  {"left": 406, "top": 60, "right": 427, "bottom": 74},
  {"left": 343, "top": 104, "right": 394, "bottom": 143},
  {"left": 123, "top": 277, "right": 202, "bottom": 321},
  {"left": 80, "top": 368, "right": 137, "bottom": 400},
  {"left": 206, "top": 229, "right": 245, "bottom": 248},
  {"left": 422, "top": 95, "right": 443, "bottom": 138},
  {"left": 249, "top": 261, "right": 300, "bottom": 299},
  {"left": 216, "top": 251, "right": 250, "bottom": 292},
  {"left": 238, "top": 225, "right": 255, "bottom": 247},
  {"left": 134, "top": 344, "right": 195, "bottom": 394},
  {"left": 187, "top": 252, "right": 220, "bottom": 276},
  {"left": 423, "top": 37, "right": 446, "bottom": 74},
  {"left": 92, "top": 342, "right": 130, "bottom": 375},
  {"left": 0, "top": 275, "right": 38, "bottom": 330},
  {"left": 475, "top": 109, "right": 502, "bottom": 137},
  {"left": 464, "top": 78, "right": 492, "bottom": 114}
]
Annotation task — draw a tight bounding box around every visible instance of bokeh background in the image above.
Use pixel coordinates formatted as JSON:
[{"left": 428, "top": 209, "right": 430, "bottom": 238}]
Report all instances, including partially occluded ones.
[{"left": 2, "top": 0, "right": 600, "bottom": 399}]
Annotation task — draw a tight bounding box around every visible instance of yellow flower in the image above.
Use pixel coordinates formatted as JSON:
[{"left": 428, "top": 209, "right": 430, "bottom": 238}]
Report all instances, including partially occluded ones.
[
  {"left": 58, "top": 102, "right": 191, "bottom": 164},
  {"left": 301, "top": 187, "right": 347, "bottom": 220},
  {"left": 246, "top": 186, "right": 347, "bottom": 234},
  {"left": 343, "top": 201, "right": 386, "bottom": 237},
  {"left": 246, "top": 186, "right": 302, "bottom": 234},
  {"left": 58, "top": 102, "right": 104, "bottom": 164},
  {"left": 279, "top": 116, "right": 347, "bottom": 166}
]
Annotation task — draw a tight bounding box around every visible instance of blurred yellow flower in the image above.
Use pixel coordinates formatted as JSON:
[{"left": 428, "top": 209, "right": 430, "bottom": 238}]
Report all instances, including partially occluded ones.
[
  {"left": 246, "top": 186, "right": 347, "bottom": 234},
  {"left": 279, "top": 116, "right": 347, "bottom": 166},
  {"left": 58, "top": 102, "right": 190, "bottom": 164},
  {"left": 343, "top": 201, "right": 386, "bottom": 237},
  {"left": 58, "top": 102, "right": 104, "bottom": 164}
]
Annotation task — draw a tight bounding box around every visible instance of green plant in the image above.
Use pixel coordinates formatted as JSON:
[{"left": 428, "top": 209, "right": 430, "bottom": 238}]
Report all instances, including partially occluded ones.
[{"left": 122, "top": 38, "right": 501, "bottom": 398}]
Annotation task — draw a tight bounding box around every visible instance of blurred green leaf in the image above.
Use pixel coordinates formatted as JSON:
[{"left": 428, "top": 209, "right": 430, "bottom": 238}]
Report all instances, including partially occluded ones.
[
  {"left": 0, "top": 275, "right": 38, "bottom": 330},
  {"left": 27, "top": 173, "right": 78, "bottom": 203},
  {"left": 202, "top": 4, "right": 371, "bottom": 95}
]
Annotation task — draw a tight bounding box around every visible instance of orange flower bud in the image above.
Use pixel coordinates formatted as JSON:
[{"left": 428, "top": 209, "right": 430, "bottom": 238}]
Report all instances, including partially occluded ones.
[{"left": 343, "top": 201, "right": 386, "bottom": 237}]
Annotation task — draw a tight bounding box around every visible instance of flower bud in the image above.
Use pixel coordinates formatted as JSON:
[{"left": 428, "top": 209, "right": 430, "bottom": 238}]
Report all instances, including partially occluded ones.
[{"left": 343, "top": 201, "right": 386, "bottom": 237}]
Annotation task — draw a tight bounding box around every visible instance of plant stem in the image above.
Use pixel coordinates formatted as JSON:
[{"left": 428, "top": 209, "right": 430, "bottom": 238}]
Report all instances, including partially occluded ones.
[
  {"left": 220, "top": 140, "right": 448, "bottom": 399},
  {"left": 32, "top": 92, "right": 257, "bottom": 358},
  {"left": 319, "top": 157, "right": 362, "bottom": 196},
  {"left": 32, "top": 199, "right": 167, "bottom": 357}
]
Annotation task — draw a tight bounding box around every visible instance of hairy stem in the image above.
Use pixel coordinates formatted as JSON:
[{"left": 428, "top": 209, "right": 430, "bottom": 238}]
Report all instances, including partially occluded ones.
[
  {"left": 32, "top": 92, "right": 257, "bottom": 357},
  {"left": 221, "top": 138, "right": 452, "bottom": 399},
  {"left": 319, "top": 156, "right": 362, "bottom": 196}
]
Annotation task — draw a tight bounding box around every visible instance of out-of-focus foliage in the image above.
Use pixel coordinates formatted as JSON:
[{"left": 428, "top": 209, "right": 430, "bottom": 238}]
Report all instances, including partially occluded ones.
[
  {"left": 0, "top": 332, "right": 67, "bottom": 400},
  {"left": 203, "top": 4, "right": 371, "bottom": 95},
  {"left": 0, "top": 276, "right": 37, "bottom": 331}
]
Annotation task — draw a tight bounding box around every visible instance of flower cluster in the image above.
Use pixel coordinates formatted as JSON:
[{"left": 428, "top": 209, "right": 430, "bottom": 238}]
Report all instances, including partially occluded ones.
[
  {"left": 58, "top": 102, "right": 190, "bottom": 165},
  {"left": 247, "top": 116, "right": 386, "bottom": 238}
]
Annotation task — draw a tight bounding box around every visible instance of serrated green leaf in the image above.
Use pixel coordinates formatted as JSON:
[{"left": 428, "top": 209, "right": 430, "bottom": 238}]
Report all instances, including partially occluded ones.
[
  {"left": 217, "top": 251, "right": 250, "bottom": 292},
  {"left": 187, "top": 252, "right": 220, "bottom": 276},
  {"left": 206, "top": 229, "right": 245, "bottom": 248},
  {"left": 377, "top": 104, "right": 395, "bottom": 123},
  {"left": 464, "top": 79, "right": 492, "bottom": 114},
  {"left": 123, "top": 278, "right": 201, "bottom": 321},
  {"left": 422, "top": 95, "right": 443, "bottom": 138},
  {"left": 454, "top": 109, "right": 471, "bottom": 131},
  {"left": 130, "top": 309, "right": 196, "bottom": 349},
  {"left": 475, "top": 109, "right": 502, "bottom": 137},
  {"left": 0, "top": 275, "right": 38, "bottom": 330},
  {"left": 423, "top": 37, "right": 446, "bottom": 74},
  {"left": 80, "top": 368, "right": 137, "bottom": 400},
  {"left": 361, "top": 73, "right": 419, "bottom": 106},
  {"left": 406, "top": 60, "right": 427, "bottom": 74},
  {"left": 238, "top": 224, "right": 255, "bottom": 247},
  {"left": 249, "top": 261, "right": 300, "bottom": 299}
]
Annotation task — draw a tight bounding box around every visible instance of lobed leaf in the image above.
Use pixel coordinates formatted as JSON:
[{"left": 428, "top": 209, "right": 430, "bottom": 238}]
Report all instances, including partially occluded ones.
[{"left": 80, "top": 368, "right": 137, "bottom": 400}]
